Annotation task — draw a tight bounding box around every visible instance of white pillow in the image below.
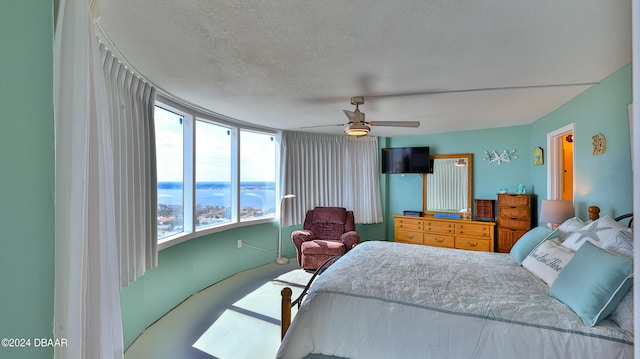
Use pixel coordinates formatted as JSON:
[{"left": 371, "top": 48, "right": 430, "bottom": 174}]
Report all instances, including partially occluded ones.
[
  {"left": 549, "top": 216, "right": 587, "bottom": 242},
  {"left": 562, "top": 216, "right": 633, "bottom": 257},
  {"left": 601, "top": 230, "right": 634, "bottom": 258},
  {"left": 522, "top": 239, "right": 575, "bottom": 286}
]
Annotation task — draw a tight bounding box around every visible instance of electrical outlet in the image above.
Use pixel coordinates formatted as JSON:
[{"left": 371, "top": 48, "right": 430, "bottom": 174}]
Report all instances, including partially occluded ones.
[{"left": 237, "top": 239, "right": 243, "bottom": 249}]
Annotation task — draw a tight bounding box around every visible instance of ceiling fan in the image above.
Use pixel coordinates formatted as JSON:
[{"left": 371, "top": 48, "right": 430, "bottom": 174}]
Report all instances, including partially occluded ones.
[{"left": 303, "top": 96, "right": 420, "bottom": 136}]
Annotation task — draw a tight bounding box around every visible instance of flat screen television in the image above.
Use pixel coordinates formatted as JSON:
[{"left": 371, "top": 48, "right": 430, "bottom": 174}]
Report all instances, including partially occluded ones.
[{"left": 381, "top": 146, "right": 431, "bottom": 174}]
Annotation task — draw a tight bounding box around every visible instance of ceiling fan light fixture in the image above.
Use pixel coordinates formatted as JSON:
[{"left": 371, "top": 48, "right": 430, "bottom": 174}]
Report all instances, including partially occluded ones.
[
  {"left": 344, "top": 122, "right": 370, "bottom": 136},
  {"left": 454, "top": 158, "right": 467, "bottom": 167}
]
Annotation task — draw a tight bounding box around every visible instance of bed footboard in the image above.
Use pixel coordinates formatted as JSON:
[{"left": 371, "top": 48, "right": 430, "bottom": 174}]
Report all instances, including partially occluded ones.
[
  {"left": 281, "top": 287, "right": 293, "bottom": 339},
  {"left": 280, "top": 255, "right": 342, "bottom": 339}
]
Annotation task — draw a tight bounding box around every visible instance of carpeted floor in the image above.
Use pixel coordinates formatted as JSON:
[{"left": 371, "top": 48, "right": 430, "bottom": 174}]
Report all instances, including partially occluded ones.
[
  {"left": 273, "top": 268, "right": 314, "bottom": 288},
  {"left": 124, "top": 260, "right": 306, "bottom": 359}
]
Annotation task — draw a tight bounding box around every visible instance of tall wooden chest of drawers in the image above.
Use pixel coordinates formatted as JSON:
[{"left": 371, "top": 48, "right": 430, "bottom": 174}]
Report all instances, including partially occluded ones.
[
  {"left": 394, "top": 215, "right": 496, "bottom": 252},
  {"left": 497, "top": 194, "right": 532, "bottom": 253}
]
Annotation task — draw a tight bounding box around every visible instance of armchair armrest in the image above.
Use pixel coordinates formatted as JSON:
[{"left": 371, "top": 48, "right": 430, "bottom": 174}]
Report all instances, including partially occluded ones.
[
  {"left": 291, "top": 230, "right": 315, "bottom": 248},
  {"left": 340, "top": 231, "right": 360, "bottom": 251}
]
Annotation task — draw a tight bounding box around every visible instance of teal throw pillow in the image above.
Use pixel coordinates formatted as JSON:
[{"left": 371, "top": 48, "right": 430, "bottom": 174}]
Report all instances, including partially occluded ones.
[
  {"left": 549, "top": 241, "right": 633, "bottom": 326},
  {"left": 510, "top": 226, "right": 554, "bottom": 264}
]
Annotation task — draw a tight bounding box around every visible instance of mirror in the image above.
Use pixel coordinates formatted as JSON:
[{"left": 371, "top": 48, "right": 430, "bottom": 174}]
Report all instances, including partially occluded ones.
[{"left": 422, "top": 154, "right": 473, "bottom": 215}]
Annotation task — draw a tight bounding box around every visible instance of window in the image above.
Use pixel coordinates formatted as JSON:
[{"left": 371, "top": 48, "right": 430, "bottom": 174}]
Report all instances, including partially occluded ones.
[
  {"left": 240, "top": 130, "right": 276, "bottom": 221},
  {"left": 155, "top": 106, "right": 184, "bottom": 239},
  {"left": 155, "top": 101, "right": 278, "bottom": 244},
  {"left": 195, "top": 121, "right": 232, "bottom": 228}
]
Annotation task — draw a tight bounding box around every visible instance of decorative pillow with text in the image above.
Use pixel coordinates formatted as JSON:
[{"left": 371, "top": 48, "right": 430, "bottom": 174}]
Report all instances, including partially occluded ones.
[{"left": 522, "top": 239, "right": 575, "bottom": 286}]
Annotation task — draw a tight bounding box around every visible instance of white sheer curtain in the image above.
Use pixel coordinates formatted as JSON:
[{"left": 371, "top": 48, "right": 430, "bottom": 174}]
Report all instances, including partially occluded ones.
[
  {"left": 54, "top": 0, "right": 122, "bottom": 357},
  {"left": 427, "top": 159, "right": 467, "bottom": 211},
  {"left": 101, "top": 44, "right": 158, "bottom": 286},
  {"left": 54, "top": 0, "right": 157, "bottom": 357},
  {"left": 280, "top": 131, "right": 383, "bottom": 225}
]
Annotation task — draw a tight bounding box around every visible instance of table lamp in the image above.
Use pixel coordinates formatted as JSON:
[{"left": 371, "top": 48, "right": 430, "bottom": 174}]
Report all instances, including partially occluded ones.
[{"left": 539, "top": 200, "right": 574, "bottom": 228}]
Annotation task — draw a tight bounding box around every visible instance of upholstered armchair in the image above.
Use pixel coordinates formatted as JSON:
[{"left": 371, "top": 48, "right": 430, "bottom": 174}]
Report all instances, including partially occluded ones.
[{"left": 291, "top": 207, "right": 360, "bottom": 270}]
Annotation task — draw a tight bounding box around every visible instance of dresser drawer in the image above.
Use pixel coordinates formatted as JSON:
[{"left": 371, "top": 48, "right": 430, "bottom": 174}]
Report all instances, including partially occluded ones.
[
  {"left": 497, "top": 217, "right": 531, "bottom": 230},
  {"left": 395, "top": 218, "right": 423, "bottom": 232},
  {"left": 456, "top": 223, "right": 493, "bottom": 239},
  {"left": 423, "top": 233, "right": 455, "bottom": 248},
  {"left": 498, "top": 194, "right": 530, "bottom": 207},
  {"left": 396, "top": 217, "right": 422, "bottom": 226},
  {"left": 396, "top": 230, "right": 424, "bottom": 244},
  {"left": 455, "top": 237, "right": 492, "bottom": 252},
  {"left": 498, "top": 206, "right": 530, "bottom": 219},
  {"left": 424, "top": 220, "right": 455, "bottom": 234}
]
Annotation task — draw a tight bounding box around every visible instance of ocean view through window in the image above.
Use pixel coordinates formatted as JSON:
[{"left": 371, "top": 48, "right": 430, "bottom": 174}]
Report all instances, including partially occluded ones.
[
  {"left": 157, "top": 181, "right": 276, "bottom": 224},
  {"left": 155, "top": 102, "right": 278, "bottom": 243}
]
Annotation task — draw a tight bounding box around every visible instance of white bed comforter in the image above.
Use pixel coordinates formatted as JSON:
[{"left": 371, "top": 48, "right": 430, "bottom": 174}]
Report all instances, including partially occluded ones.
[{"left": 277, "top": 241, "right": 633, "bottom": 359}]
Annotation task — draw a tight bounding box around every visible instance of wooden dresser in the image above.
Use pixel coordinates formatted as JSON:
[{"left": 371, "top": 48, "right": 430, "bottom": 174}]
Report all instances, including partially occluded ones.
[
  {"left": 394, "top": 215, "right": 496, "bottom": 252},
  {"left": 496, "top": 194, "right": 533, "bottom": 253}
]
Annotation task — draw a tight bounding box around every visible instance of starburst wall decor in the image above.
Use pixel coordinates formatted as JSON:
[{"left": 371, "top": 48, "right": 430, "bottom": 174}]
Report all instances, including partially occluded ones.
[{"left": 483, "top": 149, "right": 518, "bottom": 165}]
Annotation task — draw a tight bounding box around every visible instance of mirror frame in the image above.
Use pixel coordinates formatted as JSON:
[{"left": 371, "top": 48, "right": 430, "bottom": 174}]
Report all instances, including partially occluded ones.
[{"left": 422, "top": 153, "right": 473, "bottom": 216}]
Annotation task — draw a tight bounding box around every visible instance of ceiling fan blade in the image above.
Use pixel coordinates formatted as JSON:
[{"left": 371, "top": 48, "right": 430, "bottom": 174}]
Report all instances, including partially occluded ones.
[
  {"left": 363, "top": 82, "right": 598, "bottom": 99},
  {"left": 343, "top": 109, "right": 364, "bottom": 123},
  {"left": 367, "top": 121, "right": 420, "bottom": 128},
  {"left": 300, "top": 123, "right": 344, "bottom": 129}
]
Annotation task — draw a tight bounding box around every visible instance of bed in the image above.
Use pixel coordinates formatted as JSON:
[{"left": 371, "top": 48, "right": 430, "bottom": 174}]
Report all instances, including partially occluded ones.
[{"left": 277, "top": 210, "right": 634, "bottom": 359}]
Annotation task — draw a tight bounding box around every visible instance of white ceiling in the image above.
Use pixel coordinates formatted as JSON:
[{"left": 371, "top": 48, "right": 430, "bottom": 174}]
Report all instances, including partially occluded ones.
[{"left": 96, "top": 0, "right": 631, "bottom": 137}]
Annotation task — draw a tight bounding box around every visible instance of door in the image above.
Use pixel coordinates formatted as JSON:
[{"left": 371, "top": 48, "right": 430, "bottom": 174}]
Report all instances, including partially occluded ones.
[
  {"left": 561, "top": 134, "right": 574, "bottom": 200},
  {"left": 547, "top": 124, "right": 575, "bottom": 201}
]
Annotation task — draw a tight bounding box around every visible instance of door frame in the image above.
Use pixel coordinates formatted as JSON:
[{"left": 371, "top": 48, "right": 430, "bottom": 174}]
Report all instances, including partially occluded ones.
[{"left": 546, "top": 123, "right": 575, "bottom": 200}]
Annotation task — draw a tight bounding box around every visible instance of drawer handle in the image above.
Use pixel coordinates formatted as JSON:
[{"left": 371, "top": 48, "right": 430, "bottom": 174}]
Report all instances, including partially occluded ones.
[
  {"left": 467, "top": 241, "right": 478, "bottom": 247},
  {"left": 435, "top": 237, "right": 445, "bottom": 242},
  {"left": 408, "top": 234, "right": 414, "bottom": 239}
]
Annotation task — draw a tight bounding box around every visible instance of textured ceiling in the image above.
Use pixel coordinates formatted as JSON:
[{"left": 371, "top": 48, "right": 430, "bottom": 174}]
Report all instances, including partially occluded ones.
[{"left": 96, "top": 0, "right": 631, "bottom": 137}]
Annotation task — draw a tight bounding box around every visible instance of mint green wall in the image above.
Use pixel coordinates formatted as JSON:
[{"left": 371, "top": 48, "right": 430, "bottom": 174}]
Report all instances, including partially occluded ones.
[
  {"left": 0, "top": 1, "right": 55, "bottom": 358},
  {"left": 530, "top": 64, "right": 633, "bottom": 219}
]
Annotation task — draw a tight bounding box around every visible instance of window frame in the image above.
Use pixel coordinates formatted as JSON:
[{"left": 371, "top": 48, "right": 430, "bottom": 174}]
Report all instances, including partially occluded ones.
[{"left": 155, "top": 97, "right": 280, "bottom": 250}]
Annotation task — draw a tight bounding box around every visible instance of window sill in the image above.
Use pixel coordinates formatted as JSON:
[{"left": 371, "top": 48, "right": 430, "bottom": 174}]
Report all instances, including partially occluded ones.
[{"left": 158, "top": 216, "right": 278, "bottom": 250}]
